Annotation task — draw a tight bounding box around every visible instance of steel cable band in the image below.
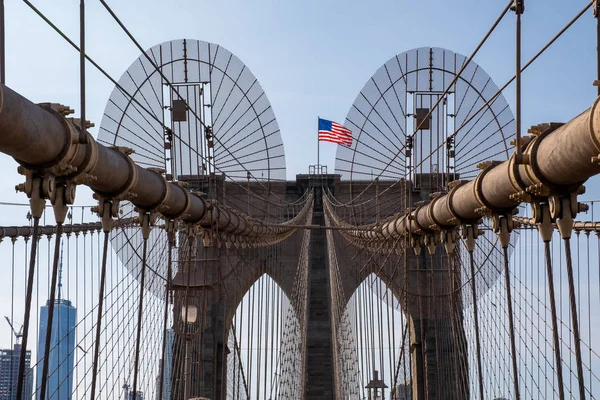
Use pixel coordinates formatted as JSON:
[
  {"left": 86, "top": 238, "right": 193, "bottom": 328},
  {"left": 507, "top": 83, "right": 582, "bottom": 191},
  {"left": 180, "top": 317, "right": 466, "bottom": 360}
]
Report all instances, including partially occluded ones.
[
  {"left": 16, "top": 104, "right": 73, "bottom": 171},
  {"left": 142, "top": 169, "right": 170, "bottom": 211},
  {"left": 526, "top": 124, "right": 584, "bottom": 194},
  {"left": 101, "top": 149, "right": 138, "bottom": 198},
  {"left": 473, "top": 162, "right": 506, "bottom": 214},
  {"left": 508, "top": 153, "right": 528, "bottom": 194},
  {"left": 411, "top": 204, "right": 429, "bottom": 234},
  {"left": 68, "top": 132, "right": 99, "bottom": 182},
  {"left": 428, "top": 194, "right": 457, "bottom": 230},
  {"left": 445, "top": 181, "right": 474, "bottom": 224}
]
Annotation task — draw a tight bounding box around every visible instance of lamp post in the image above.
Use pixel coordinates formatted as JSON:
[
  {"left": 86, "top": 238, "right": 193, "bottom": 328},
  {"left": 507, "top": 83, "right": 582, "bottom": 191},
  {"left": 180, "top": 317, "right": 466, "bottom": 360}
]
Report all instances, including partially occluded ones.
[
  {"left": 366, "top": 369, "right": 388, "bottom": 400},
  {"left": 170, "top": 231, "right": 217, "bottom": 400},
  {"left": 182, "top": 303, "right": 198, "bottom": 400},
  {"left": 173, "top": 295, "right": 202, "bottom": 400}
]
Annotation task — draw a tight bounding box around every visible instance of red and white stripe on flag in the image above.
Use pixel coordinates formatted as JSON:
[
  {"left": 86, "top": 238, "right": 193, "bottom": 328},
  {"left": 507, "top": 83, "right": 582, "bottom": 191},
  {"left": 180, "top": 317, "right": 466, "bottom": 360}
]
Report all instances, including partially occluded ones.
[{"left": 318, "top": 118, "right": 352, "bottom": 147}]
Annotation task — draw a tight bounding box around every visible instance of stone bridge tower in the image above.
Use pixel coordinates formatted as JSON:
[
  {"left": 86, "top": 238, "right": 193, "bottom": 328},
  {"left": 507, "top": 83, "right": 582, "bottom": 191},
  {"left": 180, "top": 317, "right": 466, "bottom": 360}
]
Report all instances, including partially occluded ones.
[{"left": 169, "top": 173, "right": 468, "bottom": 400}]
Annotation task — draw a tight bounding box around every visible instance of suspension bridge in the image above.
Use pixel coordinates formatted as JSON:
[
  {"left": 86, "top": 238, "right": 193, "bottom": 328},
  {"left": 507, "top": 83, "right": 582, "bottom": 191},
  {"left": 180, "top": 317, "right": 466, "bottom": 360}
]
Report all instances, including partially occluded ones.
[{"left": 0, "top": 0, "right": 600, "bottom": 399}]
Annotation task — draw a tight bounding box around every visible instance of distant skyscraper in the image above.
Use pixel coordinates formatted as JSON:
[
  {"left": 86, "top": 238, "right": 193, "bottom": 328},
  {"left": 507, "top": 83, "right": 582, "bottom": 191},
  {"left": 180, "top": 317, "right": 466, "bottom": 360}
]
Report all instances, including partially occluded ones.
[
  {"left": 0, "top": 344, "right": 33, "bottom": 399},
  {"left": 36, "top": 249, "right": 76, "bottom": 400},
  {"left": 155, "top": 329, "right": 174, "bottom": 400}
]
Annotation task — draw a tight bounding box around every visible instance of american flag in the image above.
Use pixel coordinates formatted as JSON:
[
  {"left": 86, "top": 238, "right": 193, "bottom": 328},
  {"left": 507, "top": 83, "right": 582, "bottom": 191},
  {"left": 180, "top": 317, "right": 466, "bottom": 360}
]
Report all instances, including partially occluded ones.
[{"left": 318, "top": 118, "right": 352, "bottom": 147}]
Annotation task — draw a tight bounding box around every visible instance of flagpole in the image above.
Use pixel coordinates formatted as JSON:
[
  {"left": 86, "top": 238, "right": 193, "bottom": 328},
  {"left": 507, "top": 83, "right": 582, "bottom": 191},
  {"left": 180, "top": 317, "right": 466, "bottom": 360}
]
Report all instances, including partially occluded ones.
[{"left": 317, "top": 116, "right": 320, "bottom": 173}]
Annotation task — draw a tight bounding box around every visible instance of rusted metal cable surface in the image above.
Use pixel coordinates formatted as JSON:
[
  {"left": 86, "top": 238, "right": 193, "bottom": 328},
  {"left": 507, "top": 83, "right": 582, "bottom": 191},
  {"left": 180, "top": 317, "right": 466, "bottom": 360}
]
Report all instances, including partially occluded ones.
[
  {"left": 325, "top": 96, "right": 600, "bottom": 240},
  {"left": 4, "top": 83, "right": 600, "bottom": 244},
  {"left": 0, "top": 84, "right": 310, "bottom": 243}
]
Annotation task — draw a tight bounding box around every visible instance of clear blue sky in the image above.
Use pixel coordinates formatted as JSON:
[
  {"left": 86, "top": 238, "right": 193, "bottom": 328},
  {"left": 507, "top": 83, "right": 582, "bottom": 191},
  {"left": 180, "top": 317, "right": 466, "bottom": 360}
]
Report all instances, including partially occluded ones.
[{"left": 2, "top": 0, "right": 598, "bottom": 190}]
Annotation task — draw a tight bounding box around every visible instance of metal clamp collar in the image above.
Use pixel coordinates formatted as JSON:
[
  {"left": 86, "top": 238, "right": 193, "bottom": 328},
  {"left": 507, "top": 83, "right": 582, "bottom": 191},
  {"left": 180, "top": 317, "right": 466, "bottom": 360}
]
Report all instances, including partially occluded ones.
[
  {"left": 428, "top": 192, "right": 460, "bottom": 229},
  {"left": 508, "top": 152, "right": 527, "bottom": 194},
  {"left": 70, "top": 133, "right": 99, "bottom": 182},
  {"left": 473, "top": 162, "right": 504, "bottom": 215},
  {"left": 446, "top": 180, "right": 473, "bottom": 223},
  {"left": 411, "top": 204, "right": 429, "bottom": 234},
  {"left": 527, "top": 124, "right": 582, "bottom": 195},
  {"left": 16, "top": 106, "right": 75, "bottom": 172},
  {"left": 167, "top": 184, "right": 191, "bottom": 220}
]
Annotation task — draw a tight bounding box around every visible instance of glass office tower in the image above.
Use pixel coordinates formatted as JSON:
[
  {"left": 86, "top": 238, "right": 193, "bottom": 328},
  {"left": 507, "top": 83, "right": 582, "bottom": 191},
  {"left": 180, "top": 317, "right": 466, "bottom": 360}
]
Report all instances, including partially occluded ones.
[
  {"left": 36, "top": 297, "right": 76, "bottom": 399},
  {"left": 0, "top": 344, "right": 33, "bottom": 399}
]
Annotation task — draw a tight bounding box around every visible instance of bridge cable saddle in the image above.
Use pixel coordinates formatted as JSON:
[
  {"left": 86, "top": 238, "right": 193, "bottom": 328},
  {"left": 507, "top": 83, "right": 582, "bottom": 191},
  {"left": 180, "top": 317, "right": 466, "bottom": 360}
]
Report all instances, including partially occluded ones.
[
  {"left": 492, "top": 212, "right": 518, "bottom": 249},
  {"left": 138, "top": 209, "right": 153, "bottom": 240},
  {"left": 548, "top": 188, "right": 588, "bottom": 240},
  {"left": 91, "top": 195, "right": 120, "bottom": 233},
  {"left": 410, "top": 236, "right": 423, "bottom": 256},
  {"left": 165, "top": 218, "right": 178, "bottom": 247},
  {"left": 440, "top": 229, "right": 459, "bottom": 255},
  {"left": 423, "top": 233, "right": 440, "bottom": 256},
  {"left": 51, "top": 181, "right": 76, "bottom": 225},
  {"left": 16, "top": 168, "right": 75, "bottom": 221},
  {"left": 460, "top": 224, "right": 481, "bottom": 254}
]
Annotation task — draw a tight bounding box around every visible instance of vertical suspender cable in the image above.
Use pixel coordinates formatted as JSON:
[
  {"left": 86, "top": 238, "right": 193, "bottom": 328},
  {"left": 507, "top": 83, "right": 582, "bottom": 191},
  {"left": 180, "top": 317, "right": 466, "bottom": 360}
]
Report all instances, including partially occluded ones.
[
  {"left": 392, "top": 322, "right": 408, "bottom": 389},
  {"left": 183, "top": 232, "right": 194, "bottom": 400},
  {"left": 17, "top": 216, "right": 40, "bottom": 400},
  {"left": 245, "top": 280, "right": 252, "bottom": 395},
  {"left": 376, "top": 277, "right": 385, "bottom": 382},
  {"left": 502, "top": 245, "right": 521, "bottom": 399},
  {"left": 263, "top": 273, "right": 271, "bottom": 399},
  {"left": 513, "top": 3, "right": 526, "bottom": 389},
  {"left": 256, "top": 276, "right": 264, "bottom": 400},
  {"left": 132, "top": 216, "right": 150, "bottom": 398},
  {"left": 79, "top": 0, "right": 87, "bottom": 144},
  {"left": 39, "top": 224, "right": 64, "bottom": 400},
  {"left": 219, "top": 284, "right": 228, "bottom": 400},
  {"left": 159, "top": 227, "right": 174, "bottom": 400},
  {"left": 385, "top": 286, "right": 393, "bottom": 388},
  {"left": 73, "top": 230, "right": 79, "bottom": 395},
  {"left": 543, "top": 239, "right": 565, "bottom": 399},
  {"left": 269, "top": 278, "right": 276, "bottom": 399},
  {"left": 274, "top": 279, "right": 281, "bottom": 398},
  {"left": 248, "top": 277, "right": 256, "bottom": 395},
  {"left": 596, "top": 0, "right": 600, "bottom": 96},
  {"left": 0, "top": 0, "right": 4, "bottom": 84},
  {"left": 430, "top": 253, "right": 441, "bottom": 398},
  {"left": 232, "top": 308, "right": 238, "bottom": 398},
  {"left": 449, "top": 253, "right": 463, "bottom": 398},
  {"left": 369, "top": 275, "right": 376, "bottom": 381},
  {"left": 89, "top": 228, "right": 110, "bottom": 399},
  {"left": 563, "top": 237, "right": 587, "bottom": 399},
  {"left": 417, "top": 255, "right": 428, "bottom": 398},
  {"left": 586, "top": 231, "right": 592, "bottom": 395},
  {"left": 514, "top": 0, "right": 523, "bottom": 160},
  {"left": 468, "top": 249, "right": 485, "bottom": 400},
  {"left": 238, "top": 295, "right": 244, "bottom": 400},
  {"left": 10, "top": 238, "right": 15, "bottom": 399}
]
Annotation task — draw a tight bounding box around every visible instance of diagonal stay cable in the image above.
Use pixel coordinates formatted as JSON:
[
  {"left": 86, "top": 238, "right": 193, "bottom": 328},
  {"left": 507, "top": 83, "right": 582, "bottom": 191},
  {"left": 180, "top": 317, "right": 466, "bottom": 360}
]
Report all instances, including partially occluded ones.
[
  {"left": 99, "top": 0, "right": 285, "bottom": 197},
  {"left": 331, "top": 0, "right": 514, "bottom": 206},
  {"left": 341, "top": 1, "right": 590, "bottom": 216},
  {"left": 452, "top": 0, "right": 593, "bottom": 142},
  {"left": 22, "top": 0, "right": 287, "bottom": 205},
  {"left": 403, "top": 0, "right": 594, "bottom": 182}
]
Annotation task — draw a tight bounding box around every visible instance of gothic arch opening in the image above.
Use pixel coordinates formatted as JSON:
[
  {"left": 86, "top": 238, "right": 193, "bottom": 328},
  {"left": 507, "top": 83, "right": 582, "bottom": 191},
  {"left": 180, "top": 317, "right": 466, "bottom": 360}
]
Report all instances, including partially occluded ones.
[
  {"left": 226, "top": 273, "right": 298, "bottom": 399},
  {"left": 337, "top": 272, "right": 409, "bottom": 399}
]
